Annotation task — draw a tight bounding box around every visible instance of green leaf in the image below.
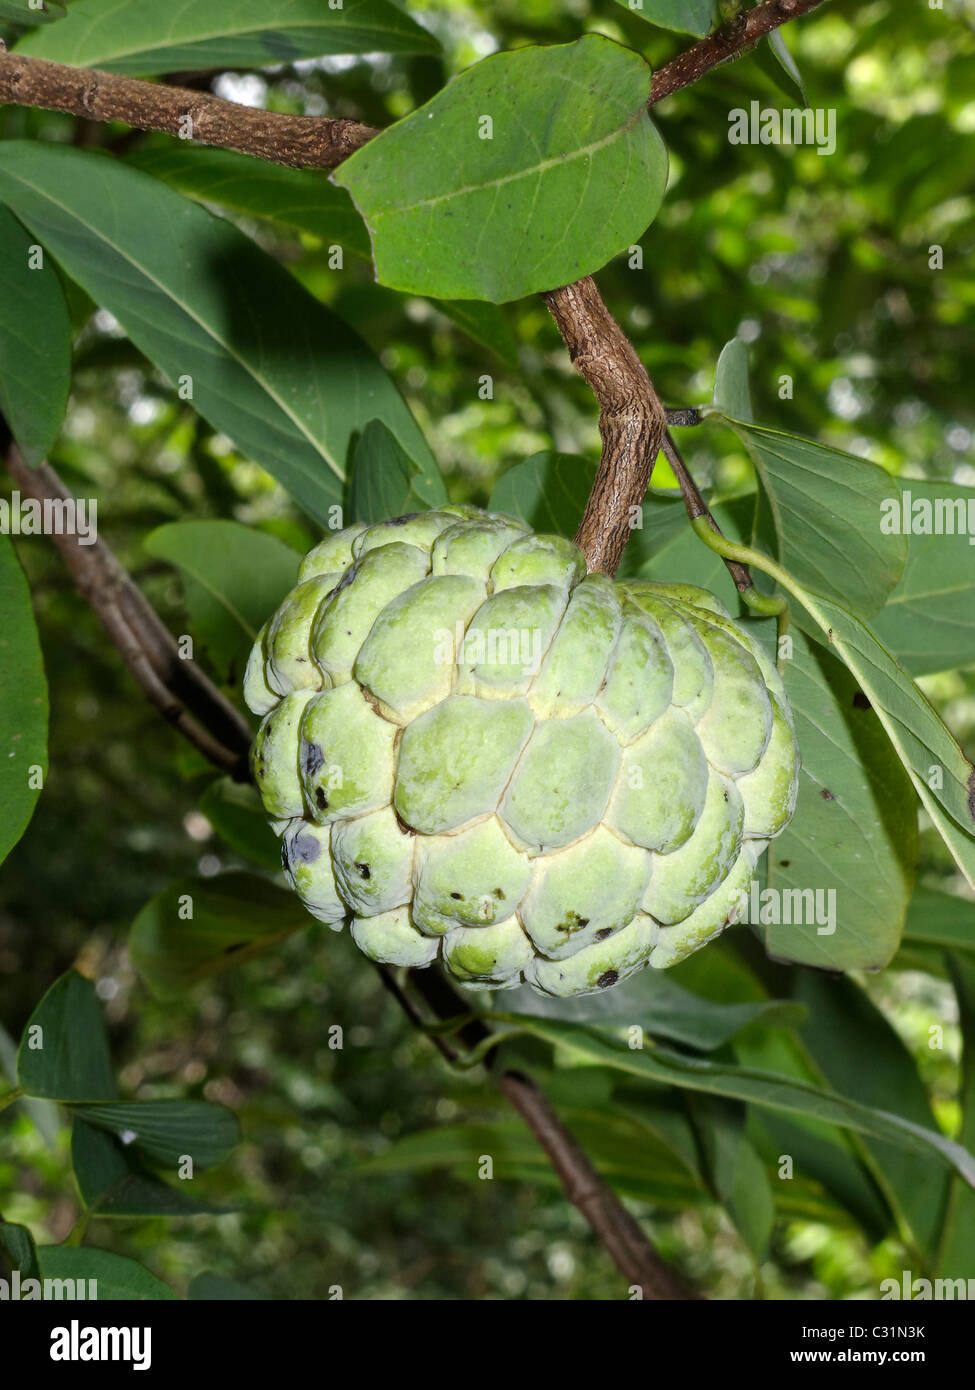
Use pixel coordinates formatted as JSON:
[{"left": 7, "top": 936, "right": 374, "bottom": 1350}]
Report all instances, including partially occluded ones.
[
  {"left": 612, "top": 0, "right": 717, "bottom": 38},
  {"left": 939, "top": 956, "right": 975, "bottom": 1278},
  {"left": 788, "top": 589, "right": 975, "bottom": 889},
  {"left": 36, "top": 1246, "right": 176, "bottom": 1300},
  {"left": 791, "top": 973, "right": 948, "bottom": 1258},
  {"left": 903, "top": 887, "right": 975, "bottom": 958},
  {"left": 0, "top": 536, "right": 48, "bottom": 867},
  {"left": 0, "top": 142, "right": 440, "bottom": 524},
  {"left": 0, "top": 0, "right": 66, "bottom": 25},
  {"left": 16, "top": 0, "right": 439, "bottom": 74},
  {"left": 490, "top": 451, "right": 596, "bottom": 534},
  {"left": 129, "top": 872, "right": 310, "bottom": 1000},
  {"left": 348, "top": 418, "right": 446, "bottom": 524},
  {"left": 334, "top": 36, "right": 668, "bottom": 303},
  {"left": 0, "top": 1221, "right": 40, "bottom": 1279},
  {"left": 189, "top": 1271, "right": 268, "bottom": 1300},
  {"left": 433, "top": 300, "right": 520, "bottom": 367},
  {"left": 762, "top": 626, "right": 917, "bottom": 971},
  {"left": 718, "top": 419, "right": 908, "bottom": 617},
  {"left": 0, "top": 203, "right": 71, "bottom": 463},
  {"left": 759, "top": 30, "right": 807, "bottom": 105},
  {"left": 494, "top": 1013, "right": 975, "bottom": 1187},
  {"left": 72, "top": 1099, "right": 239, "bottom": 1171},
  {"left": 125, "top": 145, "right": 373, "bottom": 261},
  {"left": 712, "top": 338, "right": 752, "bottom": 422},
  {"left": 489, "top": 972, "right": 804, "bottom": 1052},
  {"left": 144, "top": 519, "right": 300, "bottom": 683},
  {"left": 17, "top": 971, "right": 116, "bottom": 1103},
  {"left": 869, "top": 479, "right": 975, "bottom": 676},
  {"left": 199, "top": 778, "right": 282, "bottom": 870},
  {"left": 71, "top": 1117, "right": 218, "bottom": 1217},
  {"left": 691, "top": 1097, "right": 774, "bottom": 1257}
]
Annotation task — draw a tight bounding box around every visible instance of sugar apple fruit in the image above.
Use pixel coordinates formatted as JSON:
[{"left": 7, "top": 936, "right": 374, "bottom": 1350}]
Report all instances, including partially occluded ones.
[{"left": 243, "top": 506, "right": 800, "bottom": 997}]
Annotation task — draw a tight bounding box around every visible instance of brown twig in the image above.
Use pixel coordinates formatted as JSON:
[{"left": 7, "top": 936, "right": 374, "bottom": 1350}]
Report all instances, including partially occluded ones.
[
  {"left": 544, "top": 278, "right": 667, "bottom": 575},
  {"left": 650, "top": 0, "right": 828, "bottom": 105},
  {"left": 4, "top": 441, "right": 251, "bottom": 776},
  {"left": 0, "top": 51, "right": 377, "bottom": 170}
]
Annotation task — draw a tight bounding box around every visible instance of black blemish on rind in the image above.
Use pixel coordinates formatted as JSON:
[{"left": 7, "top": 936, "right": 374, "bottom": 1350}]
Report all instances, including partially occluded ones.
[
  {"left": 355, "top": 862, "right": 371, "bottom": 880},
  {"left": 779, "top": 859, "right": 791, "bottom": 868},
  {"left": 820, "top": 788, "right": 835, "bottom": 801},
  {"left": 280, "top": 842, "right": 290, "bottom": 871},
  {"left": 597, "top": 970, "right": 618, "bottom": 988},
  {"left": 493, "top": 888, "right": 505, "bottom": 899},
  {"left": 315, "top": 788, "right": 329, "bottom": 811},
  {"left": 389, "top": 512, "right": 422, "bottom": 526},
  {"left": 302, "top": 738, "right": 325, "bottom": 777},
  {"left": 450, "top": 891, "right": 462, "bottom": 900},
  {"left": 853, "top": 691, "right": 871, "bottom": 710},
  {"left": 594, "top": 928, "right": 612, "bottom": 942}
]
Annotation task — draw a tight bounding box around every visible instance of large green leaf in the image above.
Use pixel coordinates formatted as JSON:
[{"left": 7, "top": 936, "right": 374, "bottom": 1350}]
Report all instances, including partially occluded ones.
[
  {"left": 762, "top": 627, "right": 917, "bottom": 971},
  {"left": 612, "top": 0, "right": 717, "bottom": 38},
  {"left": 199, "top": 778, "right": 282, "bottom": 870},
  {"left": 493, "top": 1013, "right": 975, "bottom": 1186},
  {"left": 717, "top": 419, "right": 908, "bottom": 617},
  {"left": 17, "top": 971, "right": 116, "bottom": 1103},
  {"left": 902, "top": 887, "right": 975, "bottom": 959},
  {"left": 939, "top": 956, "right": 975, "bottom": 1278},
  {"left": 144, "top": 519, "right": 300, "bottom": 683},
  {"left": 790, "top": 973, "right": 948, "bottom": 1259},
  {"left": 0, "top": 0, "right": 66, "bottom": 25},
  {"left": 0, "top": 203, "right": 71, "bottom": 464},
  {"left": 870, "top": 479, "right": 975, "bottom": 676},
  {"left": 129, "top": 873, "right": 311, "bottom": 999},
  {"left": 126, "top": 145, "right": 372, "bottom": 259},
  {"left": 17, "top": 0, "right": 438, "bottom": 73},
  {"left": 71, "top": 1117, "right": 218, "bottom": 1218},
  {"left": 0, "top": 536, "right": 48, "bottom": 867},
  {"left": 0, "top": 142, "right": 440, "bottom": 524},
  {"left": 73, "top": 1098, "right": 240, "bottom": 1171},
  {"left": 333, "top": 37, "right": 668, "bottom": 303},
  {"left": 712, "top": 338, "right": 752, "bottom": 422},
  {"left": 690, "top": 1097, "right": 774, "bottom": 1257},
  {"left": 0, "top": 1221, "right": 40, "bottom": 1279},
  {"left": 37, "top": 1245, "right": 175, "bottom": 1300}
]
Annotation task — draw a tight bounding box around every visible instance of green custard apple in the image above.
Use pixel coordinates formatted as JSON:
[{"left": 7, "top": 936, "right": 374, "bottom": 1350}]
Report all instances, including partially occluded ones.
[{"left": 243, "top": 506, "right": 800, "bottom": 997}]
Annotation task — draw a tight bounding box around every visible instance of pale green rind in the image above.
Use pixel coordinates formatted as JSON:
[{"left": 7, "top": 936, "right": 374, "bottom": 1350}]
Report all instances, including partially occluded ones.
[
  {"left": 298, "top": 524, "right": 368, "bottom": 581},
  {"left": 688, "top": 614, "right": 773, "bottom": 775},
  {"left": 642, "top": 773, "right": 744, "bottom": 925},
  {"left": 311, "top": 542, "right": 429, "bottom": 684},
  {"left": 595, "top": 607, "right": 674, "bottom": 743},
  {"left": 252, "top": 691, "right": 316, "bottom": 819},
  {"left": 649, "top": 842, "right": 760, "bottom": 970},
  {"left": 330, "top": 806, "right": 415, "bottom": 916},
  {"left": 281, "top": 819, "right": 347, "bottom": 926},
  {"left": 431, "top": 516, "right": 529, "bottom": 580},
  {"left": 455, "top": 583, "right": 567, "bottom": 697},
  {"left": 354, "top": 574, "right": 485, "bottom": 723},
  {"left": 530, "top": 912, "right": 659, "bottom": 997},
  {"left": 394, "top": 695, "right": 534, "bottom": 834},
  {"left": 442, "top": 917, "right": 535, "bottom": 984},
  {"left": 608, "top": 707, "right": 709, "bottom": 852},
  {"left": 529, "top": 574, "right": 621, "bottom": 720},
  {"left": 500, "top": 709, "right": 620, "bottom": 852},
  {"left": 489, "top": 533, "right": 587, "bottom": 592},
  {"left": 299, "top": 682, "right": 397, "bottom": 823},
  {"left": 737, "top": 694, "right": 800, "bottom": 838},
  {"left": 519, "top": 826, "right": 651, "bottom": 959},
  {"left": 351, "top": 908, "right": 439, "bottom": 967},
  {"left": 621, "top": 589, "right": 714, "bottom": 720},
  {"left": 242, "top": 623, "right": 276, "bottom": 717},
  {"left": 352, "top": 512, "right": 457, "bottom": 558},
  {"left": 412, "top": 817, "right": 532, "bottom": 935},
  {"left": 266, "top": 574, "right": 336, "bottom": 696}
]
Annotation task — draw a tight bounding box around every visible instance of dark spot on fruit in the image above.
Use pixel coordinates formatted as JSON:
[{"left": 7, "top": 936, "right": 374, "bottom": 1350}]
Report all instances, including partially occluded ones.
[
  {"left": 578, "top": 917, "right": 590, "bottom": 928},
  {"left": 493, "top": 888, "right": 505, "bottom": 900},
  {"left": 280, "top": 842, "right": 289, "bottom": 870},
  {"left": 390, "top": 512, "right": 422, "bottom": 526},
  {"left": 302, "top": 738, "right": 325, "bottom": 777},
  {"left": 853, "top": 691, "right": 871, "bottom": 710},
  {"left": 597, "top": 970, "right": 618, "bottom": 988},
  {"left": 292, "top": 832, "right": 321, "bottom": 864},
  {"left": 723, "top": 790, "right": 729, "bottom": 801},
  {"left": 223, "top": 941, "right": 248, "bottom": 955},
  {"left": 355, "top": 862, "right": 371, "bottom": 880},
  {"left": 820, "top": 788, "right": 835, "bottom": 801},
  {"left": 450, "top": 891, "right": 462, "bottom": 900},
  {"left": 315, "top": 788, "right": 329, "bottom": 811},
  {"left": 779, "top": 859, "right": 791, "bottom": 868},
  {"left": 594, "top": 928, "right": 612, "bottom": 942}
]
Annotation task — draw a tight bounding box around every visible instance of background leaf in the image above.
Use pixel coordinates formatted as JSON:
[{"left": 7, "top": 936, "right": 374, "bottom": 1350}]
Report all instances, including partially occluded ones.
[
  {"left": 36, "top": 1245, "right": 176, "bottom": 1299},
  {"left": 0, "top": 0, "right": 66, "bottom": 25},
  {"left": 939, "top": 956, "right": 975, "bottom": 1277},
  {"left": 129, "top": 873, "right": 311, "bottom": 999},
  {"left": 0, "top": 203, "right": 71, "bottom": 464},
  {"left": 0, "top": 142, "right": 441, "bottom": 523},
  {"left": 71, "top": 1117, "right": 219, "bottom": 1217},
  {"left": 199, "top": 778, "right": 282, "bottom": 870},
  {"left": 869, "top": 479, "right": 975, "bottom": 676},
  {"left": 17, "top": 971, "right": 116, "bottom": 1103},
  {"left": 17, "top": 0, "right": 439, "bottom": 74},
  {"left": 612, "top": 0, "right": 717, "bottom": 38},
  {"left": 0, "top": 536, "right": 48, "bottom": 867},
  {"left": 334, "top": 36, "right": 668, "bottom": 303},
  {"left": 144, "top": 519, "right": 300, "bottom": 684},
  {"left": 712, "top": 337, "right": 753, "bottom": 422},
  {"left": 73, "top": 1098, "right": 240, "bottom": 1170},
  {"left": 348, "top": 418, "right": 445, "bottom": 523}
]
